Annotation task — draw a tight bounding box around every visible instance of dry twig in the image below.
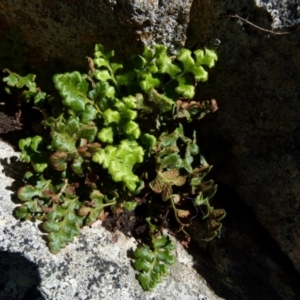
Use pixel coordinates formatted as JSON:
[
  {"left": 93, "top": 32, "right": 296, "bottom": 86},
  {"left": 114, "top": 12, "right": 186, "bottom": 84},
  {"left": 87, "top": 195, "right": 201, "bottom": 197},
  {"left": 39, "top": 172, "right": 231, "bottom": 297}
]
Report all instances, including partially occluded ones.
[{"left": 229, "top": 14, "right": 291, "bottom": 35}]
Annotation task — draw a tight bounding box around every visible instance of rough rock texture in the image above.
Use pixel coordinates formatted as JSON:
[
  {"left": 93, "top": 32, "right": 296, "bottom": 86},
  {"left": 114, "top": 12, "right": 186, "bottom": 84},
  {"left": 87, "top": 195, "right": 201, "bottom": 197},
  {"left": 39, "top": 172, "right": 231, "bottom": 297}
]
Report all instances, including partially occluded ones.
[
  {"left": 0, "top": 141, "right": 222, "bottom": 300},
  {"left": 186, "top": 0, "right": 300, "bottom": 278},
  {"left": 255, "top": 0, "right": 300, "bottom": 29},
  {"left": 0, "top": 0, "right": 192, "bottom": 68}
]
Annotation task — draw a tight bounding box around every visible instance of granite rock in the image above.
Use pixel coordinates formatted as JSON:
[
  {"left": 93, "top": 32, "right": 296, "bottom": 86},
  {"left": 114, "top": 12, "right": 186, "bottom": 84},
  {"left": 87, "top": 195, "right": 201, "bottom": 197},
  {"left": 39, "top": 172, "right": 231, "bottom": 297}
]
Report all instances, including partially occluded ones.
[{"left": 255, "top": 0, "right": 300, "bottom": 29}]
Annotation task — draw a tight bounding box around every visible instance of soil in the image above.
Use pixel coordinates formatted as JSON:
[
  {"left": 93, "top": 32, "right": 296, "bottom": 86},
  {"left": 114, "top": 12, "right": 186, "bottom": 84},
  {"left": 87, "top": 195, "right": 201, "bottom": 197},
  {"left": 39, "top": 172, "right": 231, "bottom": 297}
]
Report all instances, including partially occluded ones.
[
  {"left": 102, "top": 207, "right": 148, "bottom": 240},
  {"left": 0, "top": 92, "right": 43, "bottom": 149}
]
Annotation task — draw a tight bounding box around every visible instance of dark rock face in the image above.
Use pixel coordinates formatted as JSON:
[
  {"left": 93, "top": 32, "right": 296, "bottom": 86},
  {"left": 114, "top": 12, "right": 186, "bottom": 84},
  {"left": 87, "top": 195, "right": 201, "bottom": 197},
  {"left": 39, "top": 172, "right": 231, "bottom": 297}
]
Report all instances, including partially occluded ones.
[
  {"left": 187, "top": 0, "right": 300, "bottom": 287},
  {"left": 0, "top": 251, "right": 44, "bottom": 300},
  {"left": 187, "top": 184, "right": 300, "bottom": 300},
  {"left": 0, "top": 0, "right": 192, "bottom": 68}
]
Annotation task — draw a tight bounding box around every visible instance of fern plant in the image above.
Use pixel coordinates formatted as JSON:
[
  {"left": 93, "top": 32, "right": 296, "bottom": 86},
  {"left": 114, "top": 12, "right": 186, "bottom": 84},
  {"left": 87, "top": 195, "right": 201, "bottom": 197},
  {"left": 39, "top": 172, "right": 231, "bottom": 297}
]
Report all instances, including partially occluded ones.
[{"left": 3, "top": 43, "right": 225, "bottom": 290}]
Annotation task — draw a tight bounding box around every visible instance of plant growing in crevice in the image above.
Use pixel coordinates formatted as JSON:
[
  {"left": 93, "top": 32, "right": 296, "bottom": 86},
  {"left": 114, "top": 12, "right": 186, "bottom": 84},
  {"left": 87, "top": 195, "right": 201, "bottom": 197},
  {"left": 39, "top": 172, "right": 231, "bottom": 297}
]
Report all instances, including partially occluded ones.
[{"left": 3, "top": 43, "right": 225, "bottom": 290}]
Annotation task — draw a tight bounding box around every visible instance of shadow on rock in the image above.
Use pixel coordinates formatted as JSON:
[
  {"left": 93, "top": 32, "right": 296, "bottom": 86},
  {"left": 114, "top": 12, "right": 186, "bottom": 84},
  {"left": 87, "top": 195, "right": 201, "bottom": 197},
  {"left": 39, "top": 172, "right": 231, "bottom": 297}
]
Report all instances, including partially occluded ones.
[
  {"left": 0, "top": 156, "right": 30, "bottom": 205},
  {"left": 0, "top": 156, "right": 29, "bottom": 182},
  {"left": 0, "top": 250, "right": 44, "bottom": 300},
  {"left": 186, "top": 183, "right": 300, "bottom": 300}
]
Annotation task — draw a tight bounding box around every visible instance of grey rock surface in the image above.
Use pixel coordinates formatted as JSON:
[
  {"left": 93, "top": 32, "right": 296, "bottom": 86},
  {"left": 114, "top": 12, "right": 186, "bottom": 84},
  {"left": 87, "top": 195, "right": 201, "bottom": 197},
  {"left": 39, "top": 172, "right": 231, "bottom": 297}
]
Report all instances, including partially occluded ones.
[
  {"left": 0, "top": 140, "right": 222, "bottom": 300},
  {"left": 255, "top": 0, "right": 300, "bottom": 29},
  {"left": 187, "top": 0, "right": 300, "bottom": 279}
]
